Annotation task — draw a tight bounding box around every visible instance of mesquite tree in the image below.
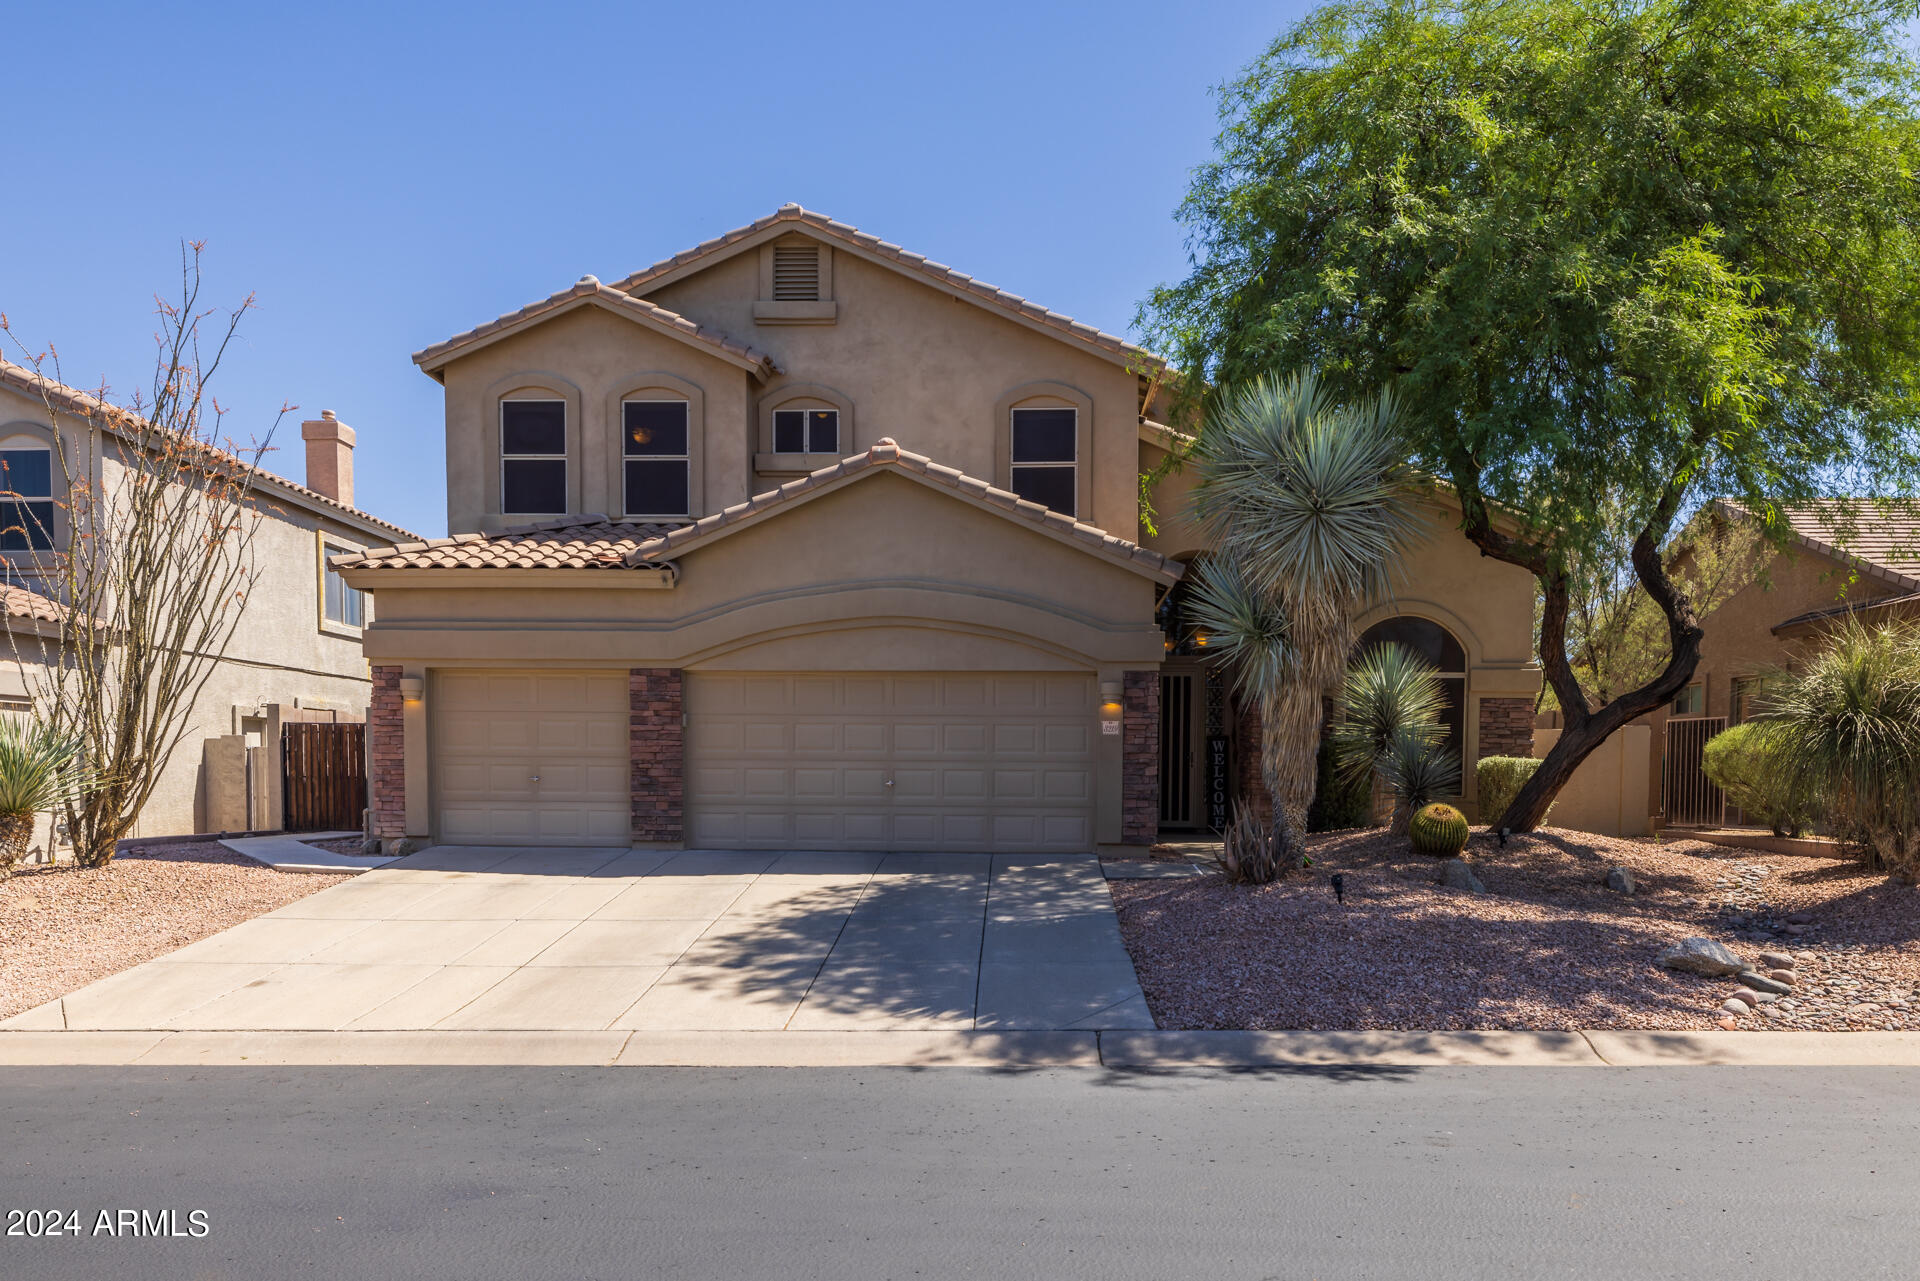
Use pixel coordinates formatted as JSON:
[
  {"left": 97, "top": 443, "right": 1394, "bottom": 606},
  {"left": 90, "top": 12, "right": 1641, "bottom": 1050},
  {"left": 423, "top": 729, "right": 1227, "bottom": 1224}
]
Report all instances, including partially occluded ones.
[
  {"left": 1142, "top": 0, "right": 1920, "bottom": 829},
  {"left": 0, "top": 245, "right": 283, "bottom": 865}
]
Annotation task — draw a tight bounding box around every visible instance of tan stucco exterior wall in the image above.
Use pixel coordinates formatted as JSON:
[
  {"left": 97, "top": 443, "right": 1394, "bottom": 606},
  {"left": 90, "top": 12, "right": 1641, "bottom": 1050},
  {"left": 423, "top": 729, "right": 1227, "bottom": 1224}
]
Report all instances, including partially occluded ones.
[{"left": 640, "top": 243, "right": 1144, "bottom": 536}]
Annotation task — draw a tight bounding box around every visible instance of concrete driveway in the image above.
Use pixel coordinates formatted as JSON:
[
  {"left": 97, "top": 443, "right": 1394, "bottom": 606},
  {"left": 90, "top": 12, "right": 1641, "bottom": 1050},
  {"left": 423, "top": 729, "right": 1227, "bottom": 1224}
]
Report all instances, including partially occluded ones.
[{"left": 5, "top": 848, "right": 1154, "bottom": 1033}]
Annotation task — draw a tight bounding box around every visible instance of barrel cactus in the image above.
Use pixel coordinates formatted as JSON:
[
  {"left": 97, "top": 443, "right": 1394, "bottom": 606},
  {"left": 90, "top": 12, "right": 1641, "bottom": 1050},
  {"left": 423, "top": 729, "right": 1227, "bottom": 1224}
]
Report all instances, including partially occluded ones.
[{"left": 1408, "top": 802, "right": 1469, "bottom": 857}]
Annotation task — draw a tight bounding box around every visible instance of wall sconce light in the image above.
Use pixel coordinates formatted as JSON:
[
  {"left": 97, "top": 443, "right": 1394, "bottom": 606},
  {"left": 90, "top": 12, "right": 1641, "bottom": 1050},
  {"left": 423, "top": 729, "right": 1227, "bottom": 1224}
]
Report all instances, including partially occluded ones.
[
  {"left": 1192, "top": 630, "right": 1211, "bottom": 649},
  {"left": 1098, "top": 679, "right": 1123, "bottom": 717},
  {"left": 399, "top": 676, "right": 424, "bottom": 704}
]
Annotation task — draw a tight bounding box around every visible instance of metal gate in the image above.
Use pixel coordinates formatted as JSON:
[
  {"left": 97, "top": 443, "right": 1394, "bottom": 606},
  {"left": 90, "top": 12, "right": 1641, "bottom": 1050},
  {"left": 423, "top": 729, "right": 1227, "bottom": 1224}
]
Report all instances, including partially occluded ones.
[
  {"left": 1662, "top": 716, "right": 1726, "bottom": 828},
  {"left": 282, "top": 721, "right": 367, "bottom": 832},
  {"left": 1159, "top": 673, "right": 1194, "bottom": 827}
]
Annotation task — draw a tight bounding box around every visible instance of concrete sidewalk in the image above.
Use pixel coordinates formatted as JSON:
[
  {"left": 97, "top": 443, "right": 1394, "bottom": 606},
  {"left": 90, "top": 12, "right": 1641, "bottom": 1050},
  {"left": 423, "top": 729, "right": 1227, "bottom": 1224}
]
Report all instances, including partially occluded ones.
[{"left": 4, "top": 1027, "right": 1920, "bottom": 1067}]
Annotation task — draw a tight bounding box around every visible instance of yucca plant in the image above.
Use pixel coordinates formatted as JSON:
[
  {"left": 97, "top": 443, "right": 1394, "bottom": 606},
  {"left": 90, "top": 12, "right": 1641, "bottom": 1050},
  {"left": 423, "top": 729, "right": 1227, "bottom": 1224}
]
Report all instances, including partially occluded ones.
[
  {"left": 1187, "top": 371, "right": 1422, "bottom": 879},
  {"left": 1331, "top": 642, "right": 1452, "bottom": 832},
  {"left": 1758, "top": 620, "right": 1920, "bottom": 877},
  {"left": 0, "top": 717, "right": 93, "bottom": 880}
]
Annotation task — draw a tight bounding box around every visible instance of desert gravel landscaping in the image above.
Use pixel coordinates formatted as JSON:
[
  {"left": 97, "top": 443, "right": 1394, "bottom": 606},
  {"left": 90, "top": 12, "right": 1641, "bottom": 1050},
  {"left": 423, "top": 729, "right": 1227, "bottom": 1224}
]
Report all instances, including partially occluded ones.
[
  {"left": 1113, "top": 828, "right": 1920, "bottom": 1032},
  {"left": 0, "top": 842, "right": 351, "bottom": 1020}
]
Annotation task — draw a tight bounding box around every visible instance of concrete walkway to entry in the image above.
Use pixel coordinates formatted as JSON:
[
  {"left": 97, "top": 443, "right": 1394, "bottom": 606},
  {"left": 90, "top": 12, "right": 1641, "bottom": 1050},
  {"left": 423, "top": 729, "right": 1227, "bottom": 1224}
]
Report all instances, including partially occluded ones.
[{"left": 1, "top": 847, "right": 1153, "bottom": 1034}]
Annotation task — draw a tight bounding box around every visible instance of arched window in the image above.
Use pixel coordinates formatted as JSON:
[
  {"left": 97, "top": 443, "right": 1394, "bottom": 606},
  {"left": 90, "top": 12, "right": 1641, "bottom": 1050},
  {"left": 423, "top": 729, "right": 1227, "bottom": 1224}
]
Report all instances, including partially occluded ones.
[{"left": 1355, "top": 616, "right": 1466, "bottom": 760}]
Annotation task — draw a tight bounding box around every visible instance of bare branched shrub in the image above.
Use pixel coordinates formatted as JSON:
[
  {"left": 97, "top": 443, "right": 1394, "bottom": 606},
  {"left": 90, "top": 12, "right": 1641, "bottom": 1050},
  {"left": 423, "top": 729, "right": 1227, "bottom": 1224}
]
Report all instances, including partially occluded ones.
[
  {"left": 1213, "top": 801, "right": 1291, "bottom": 885},
  {"left": 0, "top": 244, "right": 284, "bottom": 866}
]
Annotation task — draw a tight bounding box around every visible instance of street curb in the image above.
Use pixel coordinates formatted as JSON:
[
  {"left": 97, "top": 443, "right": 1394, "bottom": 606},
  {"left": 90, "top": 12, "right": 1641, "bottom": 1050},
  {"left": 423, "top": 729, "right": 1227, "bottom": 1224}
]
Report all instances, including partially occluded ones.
[{"left": 4, "top": 1028, "right": 1920, "bottom": 1068}]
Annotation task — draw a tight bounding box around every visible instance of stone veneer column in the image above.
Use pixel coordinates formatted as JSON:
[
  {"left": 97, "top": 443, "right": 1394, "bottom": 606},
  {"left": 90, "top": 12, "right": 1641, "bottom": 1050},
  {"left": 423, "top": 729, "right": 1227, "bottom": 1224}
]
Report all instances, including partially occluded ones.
[
  {"left": 630, "top": 669, "right": 684, "bottom": 842},
  {"left": 368, "top": 665, "right": 406, "bottom": 840},
  {"left": 1121, "top": 671, "right": 1160, "bottom": 846},
  {"left": 1476, "top": 697, "right": 1537, "bottom": 760}
]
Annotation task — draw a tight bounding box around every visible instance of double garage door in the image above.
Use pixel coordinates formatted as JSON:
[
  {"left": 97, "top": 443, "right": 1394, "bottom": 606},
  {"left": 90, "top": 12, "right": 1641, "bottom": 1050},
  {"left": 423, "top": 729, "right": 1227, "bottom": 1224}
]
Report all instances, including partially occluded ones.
[{"left": 432, "top": 669, "right": 1095, "bottom": 852}]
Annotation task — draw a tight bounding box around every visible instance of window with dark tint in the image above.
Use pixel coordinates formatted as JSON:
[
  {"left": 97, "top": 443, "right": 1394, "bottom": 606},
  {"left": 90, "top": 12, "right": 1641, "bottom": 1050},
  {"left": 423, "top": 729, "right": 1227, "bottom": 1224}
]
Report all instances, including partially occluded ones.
[
  {"left": 0, "top": 448, "right": 54, "bottom": 551},
  {"left": 773, "top": 409, "right": 839, "bottom": 454},
  {"left": 1353, "top": 616, "right": 1467, "bottom": 768},
  {"left": 625, "top": 400, "right": 690, "bottom": 517},
  {"left": 1010, "top": 407, "right": 1076, "bottom": 516},
  {"left": 501, "top": 400, "right": 566, "bottom": 514}
]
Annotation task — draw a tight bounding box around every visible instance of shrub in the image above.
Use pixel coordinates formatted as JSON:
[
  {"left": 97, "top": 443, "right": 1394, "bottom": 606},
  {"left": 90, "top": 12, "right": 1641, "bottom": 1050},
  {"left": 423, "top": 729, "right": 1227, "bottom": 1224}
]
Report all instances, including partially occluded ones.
[
  {"left": 1377, "top": 726, "right": 1460, "bottom": 828},
  {"left": 1308, "top": 737, "right": 1373, "bottom": 831},
  {"left": 1476, "top": 756, "right": 1541, "bottom": 827},
  {"left": 0, "top": 717, "right": 91, "bottom": 880},
  {"left": 1702, "top": 722, "right": 1807, "bottom": 837},
  {"left": 1213, "top": 801, "right": 1290, "bottom": 884},
  {"left": 1760, "top": 620, "right": 1920, "bottom": 877},
  {"left": 1332, "top": 643, "right": 1454, "bottom": 832},
  {"left": 1408, "top": 802, "right": 1470, "bottom": 856}
]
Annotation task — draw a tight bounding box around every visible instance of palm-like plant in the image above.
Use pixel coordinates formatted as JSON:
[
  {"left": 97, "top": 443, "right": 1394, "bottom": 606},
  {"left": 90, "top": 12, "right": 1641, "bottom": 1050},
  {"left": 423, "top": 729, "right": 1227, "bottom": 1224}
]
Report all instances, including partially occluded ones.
[
  {"left": 1758, "top": 619, "right": 1920, "bottom": 877},
  {"left": 0, "top": 717, "right": 92, "bottom": 880},
  {"left": 1187, "top": 372, "right": 1423, "bottom": 876},
  {"left": 1332, "top": 643, "right": 1457, "bottom": 833}
]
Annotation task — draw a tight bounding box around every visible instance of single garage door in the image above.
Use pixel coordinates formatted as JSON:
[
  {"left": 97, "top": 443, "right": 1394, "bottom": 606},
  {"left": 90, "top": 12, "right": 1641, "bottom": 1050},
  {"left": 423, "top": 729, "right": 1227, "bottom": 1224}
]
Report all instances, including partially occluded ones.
[
  {"left": 687, "top": 672, "right": 1095, "bottom": 852},
  {"left": 433, "top": 670, "right": 630, "bottom": 846}
]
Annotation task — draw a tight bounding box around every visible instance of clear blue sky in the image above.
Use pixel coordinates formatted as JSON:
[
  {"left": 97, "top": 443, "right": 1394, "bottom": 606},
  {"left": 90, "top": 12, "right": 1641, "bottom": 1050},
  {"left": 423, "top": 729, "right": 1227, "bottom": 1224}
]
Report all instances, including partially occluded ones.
[{"left": 0, "top": 1, "right": 1300, "bottom": 538}]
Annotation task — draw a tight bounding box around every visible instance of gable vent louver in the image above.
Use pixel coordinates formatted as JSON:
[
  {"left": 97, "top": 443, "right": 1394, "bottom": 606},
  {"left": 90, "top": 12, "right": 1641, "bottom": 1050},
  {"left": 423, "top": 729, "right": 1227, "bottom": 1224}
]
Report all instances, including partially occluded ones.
[{"left": 771, "top": 245, "right": 821, "bottom": 301}]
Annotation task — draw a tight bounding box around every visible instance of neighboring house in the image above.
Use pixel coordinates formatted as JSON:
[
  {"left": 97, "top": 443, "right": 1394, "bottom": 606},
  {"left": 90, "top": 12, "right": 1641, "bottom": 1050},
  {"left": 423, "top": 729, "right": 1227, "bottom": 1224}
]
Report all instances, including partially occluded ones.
[
  {"left": 0, "top": 361, "right": 416, "bottom": 841},
  {"left": 341, "top": 205, "right": 1539, "bottom": 852},
  {"left": 1643, "top": 500, "right": 1920, "bottom": 828}
]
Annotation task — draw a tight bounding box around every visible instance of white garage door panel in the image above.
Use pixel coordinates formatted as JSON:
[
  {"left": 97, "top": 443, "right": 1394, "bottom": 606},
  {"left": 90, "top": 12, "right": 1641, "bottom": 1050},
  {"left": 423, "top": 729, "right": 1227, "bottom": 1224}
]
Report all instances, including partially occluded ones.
[
  {"left": 688, "top": 672, "right": 1095, "bottom": 853},
  {"left": 433, "top": 671, "right": 630, "bottom": 847}
]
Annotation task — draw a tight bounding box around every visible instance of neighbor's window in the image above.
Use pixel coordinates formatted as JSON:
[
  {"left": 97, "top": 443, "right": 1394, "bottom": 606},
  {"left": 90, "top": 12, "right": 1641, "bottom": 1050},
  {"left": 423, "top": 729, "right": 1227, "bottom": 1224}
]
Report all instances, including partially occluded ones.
[
  {"left": 772, "top": 408, "right": 839, "bottom": 454},
  {"left": 1730, "top": 677, "right": 1760, "bottom": 724},
  {"left": 624, "top": 400, "right": 690, "bottom": 518},
  {"left": 0, "top": 447, "right": 54, "bottom": 551},
  {"left": 501, "top": 400, "right": 567, "bottom": 514},
  {"left": 324, "top": 560, "right": 365, "bottom": 628},
  {"left": 1672, "top": 683, "right": 1706, "bottom": 716},
  {"left": 1009, "top": 407, "right": 1076, "bottom": 516}
]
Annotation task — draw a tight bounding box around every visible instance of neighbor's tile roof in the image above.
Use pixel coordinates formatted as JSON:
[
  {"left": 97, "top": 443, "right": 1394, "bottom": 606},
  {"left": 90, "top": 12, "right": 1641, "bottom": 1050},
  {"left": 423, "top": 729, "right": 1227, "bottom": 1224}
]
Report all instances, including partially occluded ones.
[
  {"left": 613, "top": 204, "right": 1167, "bottom": 372},
  {"left": 329, "top": 516, "right": 678, "bottom": 571},
  {"left": 1773, "top": 589, "right": 1920, "bottom": 634},
  {"left": 627, "top": 437, "right": 1184, "bottom": 583},
  {"left": 1777, "top": 500, "right": 1920, "bottom": 589},
  {"left": 337, "top": 440, "right": 1184, "bottom": 584},
  {"left": 0, "top": 358, "right": 418, "bottom": 541},
  {"left": 412, "top": 276, "right": 779, "bottom": 379},
  {"left": 1, "top": 583, "right": 75, "bottom": 625}
]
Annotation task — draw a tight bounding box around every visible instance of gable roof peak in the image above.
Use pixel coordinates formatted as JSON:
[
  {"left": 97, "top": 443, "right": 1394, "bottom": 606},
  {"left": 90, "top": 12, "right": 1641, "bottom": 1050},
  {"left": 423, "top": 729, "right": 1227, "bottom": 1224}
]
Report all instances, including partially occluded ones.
[{"left": 614, "top": 205, "right": 1168, "bottom": 374}]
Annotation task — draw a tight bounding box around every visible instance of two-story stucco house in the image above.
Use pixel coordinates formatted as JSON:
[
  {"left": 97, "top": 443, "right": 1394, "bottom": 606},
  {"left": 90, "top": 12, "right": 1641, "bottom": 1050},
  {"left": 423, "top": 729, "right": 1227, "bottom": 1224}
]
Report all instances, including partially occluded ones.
[
  {"left": 0, "top": 361, "right": 414, "bottom": 840},
  {"left": 342, "top": 206, "right": 1541, "bottom": 853}
]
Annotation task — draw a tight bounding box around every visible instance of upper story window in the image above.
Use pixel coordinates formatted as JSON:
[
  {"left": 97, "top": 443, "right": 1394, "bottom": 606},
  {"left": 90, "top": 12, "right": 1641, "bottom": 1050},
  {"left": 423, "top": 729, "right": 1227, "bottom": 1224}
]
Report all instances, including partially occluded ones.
[
  {"left": 1009, "top": 407, "right": 1077, "bottom": 517},
  {"left": 1672, "top": 683, "right": 1706, "bottom": 717},
  {"left": 324, "top": 561, "right": 365, "bottom": 628},
  {"left": 773, "top": 409, "right": 839, "bottom": 454},
  {"left": 0, "top": 446, "right": 54, "bottom": 551},
  {"left": 624, "top": 400, "right": 690, "bottom": 518},
  {"left": 501, "top": 400, "right": 566, "bottom": 514}
]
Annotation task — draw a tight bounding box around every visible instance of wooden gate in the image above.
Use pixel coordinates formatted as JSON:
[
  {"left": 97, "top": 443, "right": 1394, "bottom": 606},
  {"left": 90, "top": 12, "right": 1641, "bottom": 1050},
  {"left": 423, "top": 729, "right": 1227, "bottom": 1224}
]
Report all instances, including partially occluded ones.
[
  {"left": 1662, "top": 716, "right": 1726, "bottom": 828},
  {"left": 282, "top": 721, "right": 367, "bottom": 832}
]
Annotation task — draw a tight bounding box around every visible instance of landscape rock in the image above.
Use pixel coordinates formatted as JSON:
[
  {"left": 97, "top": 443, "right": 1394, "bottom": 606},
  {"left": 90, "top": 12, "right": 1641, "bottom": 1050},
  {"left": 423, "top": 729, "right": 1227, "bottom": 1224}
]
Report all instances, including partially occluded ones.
[
  {"left": 1721, "top": 998, "right": 1752, "bottom": 1015},
  {"left": 1716, "top": 1015, "right": 1740, "bottom": 1031},
  {"left": 358, "top": 839, "right": 384, "bottom": 857},
  {"left": 1766, "top": 968, "right": 1797, "bottom": 986},
  {"left": 383, "top": 837, "right": 425, "bottom": 857},
  {"left": 1785, "top": 924, "right": 1809, "bottom": 936},
  {"left": 1786, "top": 911, "right": 1814, "bottom": 925},
  {"left": 1730, "top": 987, "right": 1763, "bottom": 1007},
  {"left": 1439, "top": 859, "right": 1485, "bottom": 894},
  {"left": 1738, "top": 970, "right": 1792, "bottom": 995},
  {"left": 1657, "top": 937, "right": 1745, "bottom": 977},
  {"left": 1758, "top": 951, "right": 1796, "bottom": 969},
  {"left": 1604, "top": 866, "right": 1637, "bottom": 895}
]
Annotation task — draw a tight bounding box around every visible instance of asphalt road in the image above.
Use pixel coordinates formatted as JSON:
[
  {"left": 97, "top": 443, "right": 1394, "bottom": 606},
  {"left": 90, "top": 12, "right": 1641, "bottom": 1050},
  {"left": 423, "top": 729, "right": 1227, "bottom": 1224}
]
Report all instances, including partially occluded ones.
[{"left": 2, "top": 1065, "right": 1915, "bottom": 1280}]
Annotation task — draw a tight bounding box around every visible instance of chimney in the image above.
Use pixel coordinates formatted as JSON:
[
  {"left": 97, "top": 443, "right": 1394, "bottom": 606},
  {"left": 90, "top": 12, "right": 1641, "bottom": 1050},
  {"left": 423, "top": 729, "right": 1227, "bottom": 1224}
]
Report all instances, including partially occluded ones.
[{"left": 300, "top": 410, "right": 356, "bottom": 507}]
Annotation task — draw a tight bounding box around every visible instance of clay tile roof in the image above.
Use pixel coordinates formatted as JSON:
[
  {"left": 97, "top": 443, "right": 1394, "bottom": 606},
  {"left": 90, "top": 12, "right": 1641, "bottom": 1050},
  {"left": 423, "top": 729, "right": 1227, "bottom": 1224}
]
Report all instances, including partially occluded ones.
[
  {"left": 612, "top": 205, "right": 1167, "bottom": 373},
  {"left": 412, "top": 276, "right": 779, "bottom": 380},
  {"left": 0, "top": 583, "right": 78, "bottom": 625},
  {"left": 623, "top": 437, "right": 1184, "bottom": 584},
  {"left": 331, "top": 515, "right": 680, "bottom": 571},
  {"left": 1775, "top": 500, "right": 1920, "bottom": 590},
  {"left": 0, "top": 358, "right": 417, "bottom": 541}
]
